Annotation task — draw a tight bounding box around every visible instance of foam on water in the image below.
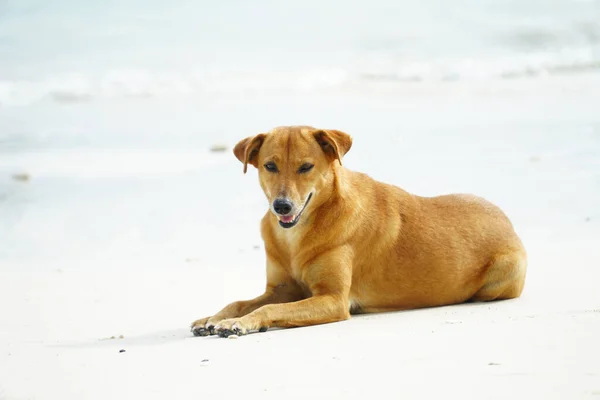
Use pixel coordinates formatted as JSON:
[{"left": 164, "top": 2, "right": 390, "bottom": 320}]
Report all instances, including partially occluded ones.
[{"left": 1, "top": 47, "right": 600, "bottom": 107}]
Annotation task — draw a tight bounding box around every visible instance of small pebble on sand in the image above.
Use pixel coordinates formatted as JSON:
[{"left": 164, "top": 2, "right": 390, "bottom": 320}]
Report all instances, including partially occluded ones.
[
  {"left": 11, "top": 173, "right": 30, "bottom": 182},
  {"left": 119, "top": 349, "right": 126, "bottom": 353},
  {"left": 210, "top": 144, "right": 228, "bottom": 153}
]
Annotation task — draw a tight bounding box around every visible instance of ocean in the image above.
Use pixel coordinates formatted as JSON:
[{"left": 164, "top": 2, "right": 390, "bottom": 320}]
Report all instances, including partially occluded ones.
[
  {"left": 2, "top": 0, "right": 600, "bottom": 107},
  {"left": 1, "top": 0, "right": 600, "bottom": 147}
]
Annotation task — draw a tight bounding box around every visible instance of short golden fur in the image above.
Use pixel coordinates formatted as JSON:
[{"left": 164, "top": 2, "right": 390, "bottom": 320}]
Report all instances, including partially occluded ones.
[{"left": 191, "top": 126, "right": 527, "bottom": 337}]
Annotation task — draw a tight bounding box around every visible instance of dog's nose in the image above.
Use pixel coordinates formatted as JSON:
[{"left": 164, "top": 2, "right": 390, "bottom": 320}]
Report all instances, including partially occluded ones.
[{"left": 273, "top": 199, "right": 293, "bottom": 215}]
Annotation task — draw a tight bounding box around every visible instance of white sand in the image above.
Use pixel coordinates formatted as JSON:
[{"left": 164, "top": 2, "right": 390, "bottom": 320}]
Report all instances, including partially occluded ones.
[{"left": 1, "top": 78, "right": 600, "bottom": 399}]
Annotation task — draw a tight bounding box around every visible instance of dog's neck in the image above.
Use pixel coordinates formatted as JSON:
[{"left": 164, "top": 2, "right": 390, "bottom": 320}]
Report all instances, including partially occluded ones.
[
  {"left": 324, "top": 163, "right": 350, "bottom": 204},
  {"left": 304, "top": 164, "right": 350, "bottom": 225}
]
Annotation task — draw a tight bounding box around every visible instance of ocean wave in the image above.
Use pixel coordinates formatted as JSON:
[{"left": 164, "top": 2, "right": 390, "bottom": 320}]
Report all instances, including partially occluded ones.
[
  {"left": 358, "top": 47, "right": 600, "bottom": 82},
  {"left": 1, "top": 48, "right": 599, "bottom": 107},
  {"left": 0, "top": 68, "right": 351, "bottom": 107}
]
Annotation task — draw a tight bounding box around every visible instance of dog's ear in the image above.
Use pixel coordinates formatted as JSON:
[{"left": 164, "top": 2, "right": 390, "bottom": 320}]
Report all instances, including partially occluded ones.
[
  {"left": 312, "top": 129, "right": 353, "bottom": 166},
  {"left": 233, "top": 134, "right": 267, "bottom": 173}
]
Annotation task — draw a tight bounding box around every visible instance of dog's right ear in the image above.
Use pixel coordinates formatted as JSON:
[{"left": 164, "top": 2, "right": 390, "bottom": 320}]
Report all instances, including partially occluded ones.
[
  {"left": 313, "top": 129, "right": 353, "bottom": 166},
  {"left": 233, "top": 134, "right": 267, "bottom": 173}
]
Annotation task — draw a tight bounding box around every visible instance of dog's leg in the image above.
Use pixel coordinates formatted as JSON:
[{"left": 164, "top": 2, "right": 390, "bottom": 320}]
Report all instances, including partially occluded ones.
[
  {"left": 471, "top": 250, "right": 527, "bottom": 301},
  {"left": 190, "top": 290, "right": 296, "bottom": 336},
  {"left": 213, "top": 295, "right": 350, "bottom": 337},
  {"left": 191, "top": 259, "right": 304, "bottom": 336},
  {"left": 213, "top": 248, "right": 352, "bottom": 337}
]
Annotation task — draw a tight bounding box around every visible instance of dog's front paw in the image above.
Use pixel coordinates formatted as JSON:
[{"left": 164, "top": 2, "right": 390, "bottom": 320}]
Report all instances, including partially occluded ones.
[
  {"left": 214, "top": 318, "right": 254, "bottom": 338},
  {"left": 190, "top": 317, "right": 216, "bottom": 337}
]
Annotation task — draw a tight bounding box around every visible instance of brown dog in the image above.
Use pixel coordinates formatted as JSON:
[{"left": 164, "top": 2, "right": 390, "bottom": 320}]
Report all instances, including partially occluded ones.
[{"left": 191, "top": 126, "right": 527, "bottom": 337}]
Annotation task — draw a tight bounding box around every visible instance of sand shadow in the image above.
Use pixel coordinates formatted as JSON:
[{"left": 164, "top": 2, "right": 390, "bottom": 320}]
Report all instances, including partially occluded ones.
[{"left": 49, "top": 328, "right": 202, "bottom": 350}]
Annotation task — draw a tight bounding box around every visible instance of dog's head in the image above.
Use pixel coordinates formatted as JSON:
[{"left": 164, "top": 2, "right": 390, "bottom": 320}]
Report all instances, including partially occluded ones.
[{"left": 233, "top": 126, "right": 352, "bottom": 229}]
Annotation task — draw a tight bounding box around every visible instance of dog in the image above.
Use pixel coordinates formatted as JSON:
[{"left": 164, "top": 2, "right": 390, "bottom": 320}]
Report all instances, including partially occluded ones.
[{"left": 191, "top": 126, "right": 527, "bottom": 337}]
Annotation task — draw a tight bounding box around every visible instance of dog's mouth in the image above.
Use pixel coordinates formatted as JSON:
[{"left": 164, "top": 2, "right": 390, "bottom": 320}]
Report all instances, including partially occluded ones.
[{"left": 278, "top": 193, "right": 313, "bottom": 229}]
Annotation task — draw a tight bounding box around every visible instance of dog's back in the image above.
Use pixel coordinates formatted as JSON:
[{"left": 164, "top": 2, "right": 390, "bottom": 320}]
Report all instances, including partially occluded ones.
[{"left": 329, "top": 169, "right": 526, "bottom": 312}]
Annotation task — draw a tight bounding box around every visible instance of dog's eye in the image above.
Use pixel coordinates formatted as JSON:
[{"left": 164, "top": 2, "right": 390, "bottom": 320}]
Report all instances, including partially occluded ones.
[
  {"left": 264, "top": 162, "right": 278, "bottom": 173},
  {"left": 298, "top": 163, "right": 314, "bottom": 174}
]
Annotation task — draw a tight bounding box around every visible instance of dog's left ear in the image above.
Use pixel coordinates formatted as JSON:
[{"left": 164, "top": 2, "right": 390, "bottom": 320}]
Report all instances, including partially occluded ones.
[
  {"left": 233, "top": 134, "right": 267, "bottom": 173},
  {"left": 313, "top": 129, "right": 353, "bottom": 166}
]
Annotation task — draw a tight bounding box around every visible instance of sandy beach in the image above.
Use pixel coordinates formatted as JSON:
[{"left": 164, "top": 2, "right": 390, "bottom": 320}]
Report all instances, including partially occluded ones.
[
  {"left": 2, "top": 78, "right": 600, "bottom": 399},
  {"left": 2, "top": 1, "right": 600, "bottom": 398}
]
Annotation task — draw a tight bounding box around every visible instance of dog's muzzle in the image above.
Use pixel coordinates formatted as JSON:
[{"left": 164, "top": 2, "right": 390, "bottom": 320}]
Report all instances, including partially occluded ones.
[{"left": 273, "top": 193, "right": 313, "bottom": 229}]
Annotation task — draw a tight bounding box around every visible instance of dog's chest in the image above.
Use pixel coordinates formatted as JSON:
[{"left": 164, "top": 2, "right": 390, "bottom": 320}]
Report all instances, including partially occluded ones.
[
  {"left": 285, "top": 249, "right": 306, "bottom": 284},
  {"left": 288, "top": 259, "right": 306, "bottom": 284},
  {"left": 274, "top": 230, "right": 307, "bottom": 282}
]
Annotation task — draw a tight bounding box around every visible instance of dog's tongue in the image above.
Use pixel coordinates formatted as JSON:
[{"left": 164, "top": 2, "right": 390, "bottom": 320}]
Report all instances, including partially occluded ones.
[{"left": 280, "top": 215, "right": 295, "bottom": 223}]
